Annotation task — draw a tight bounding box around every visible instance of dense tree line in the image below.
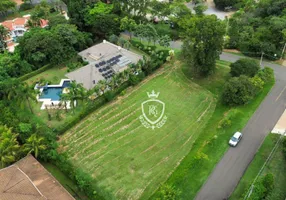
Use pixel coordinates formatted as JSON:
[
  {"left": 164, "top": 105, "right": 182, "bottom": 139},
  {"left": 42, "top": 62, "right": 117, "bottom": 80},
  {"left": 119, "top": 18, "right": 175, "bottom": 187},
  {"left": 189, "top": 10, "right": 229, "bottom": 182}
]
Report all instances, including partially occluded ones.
[{"left": 227, "top": 0, "right": 286, "bottom": 59}]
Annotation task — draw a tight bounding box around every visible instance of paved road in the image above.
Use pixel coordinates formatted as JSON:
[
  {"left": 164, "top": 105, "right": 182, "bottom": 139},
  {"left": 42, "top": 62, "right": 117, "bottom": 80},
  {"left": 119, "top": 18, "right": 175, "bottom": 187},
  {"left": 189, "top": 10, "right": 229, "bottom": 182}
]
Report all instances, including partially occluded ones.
[{"left": 195, "top": 52, "right": 286, "bottom": 200}]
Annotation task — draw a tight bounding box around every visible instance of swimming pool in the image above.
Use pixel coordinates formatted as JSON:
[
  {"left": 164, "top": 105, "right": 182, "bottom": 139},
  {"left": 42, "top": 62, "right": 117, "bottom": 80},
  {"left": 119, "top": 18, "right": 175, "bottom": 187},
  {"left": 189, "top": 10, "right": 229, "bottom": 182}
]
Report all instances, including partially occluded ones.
[
  {"left": 38, "top": 80, "right": 70, "bottom": 101},
  {"left": 39, "top": 87, "right": 63, "bottom": 101}
]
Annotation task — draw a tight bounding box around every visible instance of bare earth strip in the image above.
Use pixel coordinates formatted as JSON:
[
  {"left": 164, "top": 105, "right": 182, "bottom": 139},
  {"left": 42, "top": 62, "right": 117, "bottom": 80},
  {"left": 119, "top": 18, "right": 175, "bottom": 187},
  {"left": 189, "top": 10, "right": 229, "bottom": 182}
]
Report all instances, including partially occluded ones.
[{"left": 59, "top": 61, "right": 216, "bottom": 200}]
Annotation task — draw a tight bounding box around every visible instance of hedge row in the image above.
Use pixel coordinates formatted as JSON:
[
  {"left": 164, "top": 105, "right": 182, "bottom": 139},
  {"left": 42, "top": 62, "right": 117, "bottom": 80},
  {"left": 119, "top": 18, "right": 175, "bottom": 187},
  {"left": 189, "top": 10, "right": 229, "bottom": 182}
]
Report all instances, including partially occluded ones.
[{"left": 18, "top": 64, "right": 51, "bottom": 82}]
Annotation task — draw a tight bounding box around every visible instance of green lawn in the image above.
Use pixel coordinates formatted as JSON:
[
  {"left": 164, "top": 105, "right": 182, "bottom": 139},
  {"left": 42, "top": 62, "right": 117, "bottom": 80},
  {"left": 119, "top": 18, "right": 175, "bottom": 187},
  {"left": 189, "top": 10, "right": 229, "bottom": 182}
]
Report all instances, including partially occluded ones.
[
  {"left": 41, "top": 162, "right": 88, "bottom": 200},
  {"left": 151, "top": 58, "right": 275, "bottom": 199},
  {"left": 58, "top": 58, "right": 216, "bottom": 200},
  {"left": 26, "top": 66, "right": 68, "bottom": 85},
  {"left": 30, "top": 100, "right": 86, "bottom": 128},
  {"left": 231, "top": 134, "right": 286, "bottom": 200}
]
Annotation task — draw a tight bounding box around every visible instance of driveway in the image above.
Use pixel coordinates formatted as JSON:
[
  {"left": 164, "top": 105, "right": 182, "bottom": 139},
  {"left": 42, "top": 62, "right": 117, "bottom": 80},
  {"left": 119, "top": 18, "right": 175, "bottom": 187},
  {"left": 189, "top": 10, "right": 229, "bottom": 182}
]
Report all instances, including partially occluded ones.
[{"left": 195, "top": 52, "right": 286, "bottom": 200}]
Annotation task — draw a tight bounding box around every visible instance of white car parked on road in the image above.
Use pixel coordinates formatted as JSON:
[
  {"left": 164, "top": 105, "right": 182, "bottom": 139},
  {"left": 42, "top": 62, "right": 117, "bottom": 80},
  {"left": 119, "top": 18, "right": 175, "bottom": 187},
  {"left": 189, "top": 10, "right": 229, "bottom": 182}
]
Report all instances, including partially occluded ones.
[{"left": 229, "top": 132, "right": 242, "bottom": 147}]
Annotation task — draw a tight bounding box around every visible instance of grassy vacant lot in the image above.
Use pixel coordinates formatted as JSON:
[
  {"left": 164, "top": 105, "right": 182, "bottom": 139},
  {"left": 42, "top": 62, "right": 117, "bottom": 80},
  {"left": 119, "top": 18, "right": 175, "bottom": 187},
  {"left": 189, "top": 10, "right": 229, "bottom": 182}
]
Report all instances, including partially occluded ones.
[
  {"left": 26, "top": 67, "right": 68, "bottom": 86},
  {"left": 151, "top": 59, "right": 275, "bottom": 199},
  {"left": 231, "top": 134, "right": 286, "bottom": 200},
  {"left": 59, "top": 59, "right": 216, "bottom": 200}
]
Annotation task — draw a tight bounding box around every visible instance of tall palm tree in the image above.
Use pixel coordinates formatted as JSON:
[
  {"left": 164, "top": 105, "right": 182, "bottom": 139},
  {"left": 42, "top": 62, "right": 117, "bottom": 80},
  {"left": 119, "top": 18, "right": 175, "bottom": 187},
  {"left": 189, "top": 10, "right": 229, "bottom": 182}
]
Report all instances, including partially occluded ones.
[
  {"left": 60, "top": 93, "right": 69, "bottom": 112},
  {"left": 0, "top": 25, "right": 8, "bottom": 51},
  {"left": 60, "top": 81, "right": 82, "bottom": 113},
  {"left": 91, "top": 85, "right": 101, "bottom": 97},
  {"left": 23, "top": 134, "right": 46, "bottom": 159},
  {"left": 18, "top": 83, "right": 38, "bottom": 114},
  {"left": 77, "top": 83, "right": 88, "bottom": 105},
  {"left": 108, "top": 78, "right": 116, "bottom": 90},
  {"left": 0, "top": 126, "right": 20, "bottom": 168},
  {"left": 98, "top": 79, "right": 107, "bottom": 94},
  {"left": 6, "top": 81, "right": 37, "bottom": 114},
  {"left": 112, "top": 74, "right": 121, "bottom": 88}
]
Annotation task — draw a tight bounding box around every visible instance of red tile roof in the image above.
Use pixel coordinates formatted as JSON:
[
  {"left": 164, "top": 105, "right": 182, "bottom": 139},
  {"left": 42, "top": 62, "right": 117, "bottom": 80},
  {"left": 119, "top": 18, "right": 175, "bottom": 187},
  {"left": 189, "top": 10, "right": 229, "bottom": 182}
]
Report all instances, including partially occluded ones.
[
  {"left": 40, "top": 19, "right": 49, "bottom": 28},
  {"left": 1, "top": 20, "right": 13, "bottom": 31},
  {"left": 13, "top": 17, "right": 27, "bottom": 26},
  {"left": 0, "top": 15, "right": 47, "bottom": 31}
]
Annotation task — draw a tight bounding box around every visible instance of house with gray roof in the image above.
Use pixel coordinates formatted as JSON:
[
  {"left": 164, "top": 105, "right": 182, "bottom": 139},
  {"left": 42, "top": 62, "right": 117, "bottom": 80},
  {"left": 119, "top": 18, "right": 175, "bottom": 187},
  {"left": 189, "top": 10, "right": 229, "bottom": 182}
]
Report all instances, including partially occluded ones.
[{"left": 66, "top": 40, "right": 142, "bottom": 90}]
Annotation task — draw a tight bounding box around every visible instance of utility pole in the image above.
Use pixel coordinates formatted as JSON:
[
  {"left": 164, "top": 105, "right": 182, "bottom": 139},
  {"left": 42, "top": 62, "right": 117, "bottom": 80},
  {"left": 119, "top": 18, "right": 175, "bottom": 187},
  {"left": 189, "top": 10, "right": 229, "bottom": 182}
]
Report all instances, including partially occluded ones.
[
  {"left": 281, "top": 42, "right": 286, "bottom": 60},
  {"left": 260, "top": 52, "right": 264, "bottom": 66}
]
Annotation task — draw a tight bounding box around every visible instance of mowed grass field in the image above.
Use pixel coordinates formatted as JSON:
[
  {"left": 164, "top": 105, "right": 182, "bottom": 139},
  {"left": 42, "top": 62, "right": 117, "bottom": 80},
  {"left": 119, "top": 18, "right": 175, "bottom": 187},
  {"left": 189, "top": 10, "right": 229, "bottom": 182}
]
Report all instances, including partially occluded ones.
[{"left": 59, "top": 61, "right": 216, "bottom": 200}]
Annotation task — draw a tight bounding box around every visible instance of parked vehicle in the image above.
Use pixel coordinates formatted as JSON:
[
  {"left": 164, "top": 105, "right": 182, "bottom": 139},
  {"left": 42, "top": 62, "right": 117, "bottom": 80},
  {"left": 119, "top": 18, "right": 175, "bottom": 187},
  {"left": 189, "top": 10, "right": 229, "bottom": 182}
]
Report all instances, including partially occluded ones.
[{"left": 229, "top": 132, "right": 242, "bottom": 147}]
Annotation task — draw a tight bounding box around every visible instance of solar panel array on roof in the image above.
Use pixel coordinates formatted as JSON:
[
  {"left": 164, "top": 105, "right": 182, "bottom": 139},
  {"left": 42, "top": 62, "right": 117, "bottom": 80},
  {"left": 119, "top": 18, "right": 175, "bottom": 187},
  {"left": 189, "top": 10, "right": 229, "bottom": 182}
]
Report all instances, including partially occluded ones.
[{"left": 93, "top": 54, "right": 126, "bottom": 81}]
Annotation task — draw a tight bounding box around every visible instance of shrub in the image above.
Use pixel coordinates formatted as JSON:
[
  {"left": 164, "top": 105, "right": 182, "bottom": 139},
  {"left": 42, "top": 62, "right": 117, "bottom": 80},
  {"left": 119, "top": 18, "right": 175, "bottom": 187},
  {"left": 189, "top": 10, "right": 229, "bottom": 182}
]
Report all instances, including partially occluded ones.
[
  {"left": 157, "top": 184, "right": 181, "bottom": 200},
  {"left": 257, "top": 67, "right": 274, "bottom": 83},
  {"left": 103, "top": 91, "right": 115, "bottom": 102},
  {"left": 222, "top": 75, "right": 256, "bottom": 106},
  {"left": 128, "top": 74, "right": 140, "bottom": 86},
  {"left": 130, "top": 40, "right": 144, "bottom": 50},
  {"left": 250, "top": 75, "right": 264, "bottom": 94},
  {"left": 120, "top": 90, "right": 126, "bottom": 96},
  {"left": 218, "top": 109, "right": 238, "bottom": 128},
  {"left": 218, "top": 118, "right": 232, "bottom": 128},
  {"left": 156, "top": 49, "right": 170, "bottom": 61},
  {"left": 262, "top": 173, "right": 274, "bottom": 193},
  {"left": 230, "top": 58, "right": 260, "bottom": 77},
  {"left": 248, "top": 173, "right": 274, "bottom": 200}
]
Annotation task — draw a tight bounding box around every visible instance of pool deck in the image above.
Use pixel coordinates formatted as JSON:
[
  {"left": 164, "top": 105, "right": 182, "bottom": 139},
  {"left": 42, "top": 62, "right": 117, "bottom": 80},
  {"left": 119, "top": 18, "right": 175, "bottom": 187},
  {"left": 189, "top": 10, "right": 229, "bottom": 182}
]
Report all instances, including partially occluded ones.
[{"left": 35, "top": 79, "right": 73, "bottom": 110}]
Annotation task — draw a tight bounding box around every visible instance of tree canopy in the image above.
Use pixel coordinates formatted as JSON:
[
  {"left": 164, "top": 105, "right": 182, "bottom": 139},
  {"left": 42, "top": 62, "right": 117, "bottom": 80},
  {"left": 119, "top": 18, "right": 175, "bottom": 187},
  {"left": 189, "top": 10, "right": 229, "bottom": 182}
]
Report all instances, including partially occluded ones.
[
  {"left": 227, "top": 0, "right": 286, "bottom": 59},
  {"left": 180, "top": 15, "right": 225, "bottom": 76},
  {"left": 222, "top": 75, "right": 257, "bottom": 106},
  {"left": 230, "top": 58, "right": 260, "bottom": 77},
  {"left": 0, "top": 0, "right": 16, "bottom": 15}
]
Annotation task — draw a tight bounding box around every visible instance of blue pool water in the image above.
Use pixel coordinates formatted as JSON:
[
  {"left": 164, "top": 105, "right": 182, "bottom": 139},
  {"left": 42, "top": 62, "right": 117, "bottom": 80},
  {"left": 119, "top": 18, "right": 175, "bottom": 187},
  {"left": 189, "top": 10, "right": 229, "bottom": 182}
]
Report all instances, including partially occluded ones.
[
  {"left": 40, "top": 87, "right": 63, "bottom": 101},
  {"left": 39, "top": 81, "right": 70, "bottom": 101}
]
